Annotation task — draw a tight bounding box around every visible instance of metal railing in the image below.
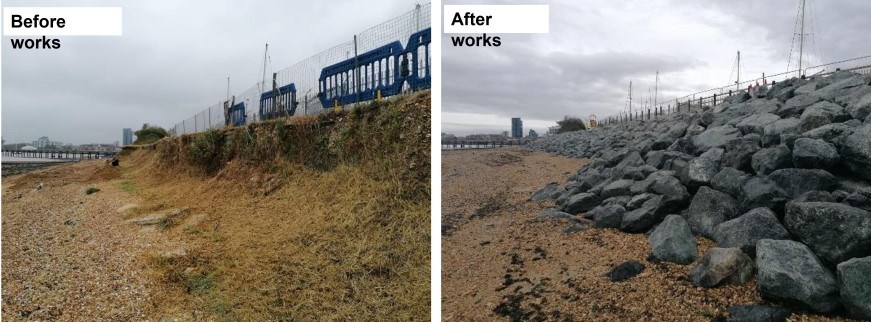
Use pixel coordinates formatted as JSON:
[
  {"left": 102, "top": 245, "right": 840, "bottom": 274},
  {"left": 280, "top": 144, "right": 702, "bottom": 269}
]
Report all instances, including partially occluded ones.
[{"left": 600, "top": 55, "right": 871, "bottom": 126}]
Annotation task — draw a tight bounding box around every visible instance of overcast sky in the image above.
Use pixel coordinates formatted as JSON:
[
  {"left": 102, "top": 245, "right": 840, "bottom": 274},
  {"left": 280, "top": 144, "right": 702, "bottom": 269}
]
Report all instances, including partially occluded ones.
[
  {"left": 442, "top": 0, "right": 871, "bottom": 136},
  {"left": 2, "top": 0, "right": 422, "bottom": 145}
]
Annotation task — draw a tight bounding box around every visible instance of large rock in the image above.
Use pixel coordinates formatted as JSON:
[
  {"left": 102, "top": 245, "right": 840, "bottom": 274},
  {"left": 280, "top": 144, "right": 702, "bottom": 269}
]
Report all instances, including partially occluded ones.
[
  {"left": 649, "top": 174, "right": 691, "bottom": 205},
  {"left": 739, "top": 176, "right": 789, "bottom": 214},
  {"left": 802, "top": 123, "right": 853, "bottom": 148},
  {"left": 737, "top": 113, "right": 781, "bottom": 135},
  {"left": 686, "top": 186, "right": 740, "bottom": 238},
  {"left": 713, "top": 207, "right": 791, "bottom": 257},
  {"left": 693, "top": 125, "right": 742, "bottom": 152},
  {"left": 588, "top": 205, "right": 626, "bottom": 228},
  {"left": 792, "top": 138, "right": 839, "bottom": 169},
  {"left": 797, "top": 101, "right": 850, "bottom": 133},
  {"left": 768, "top": 168, "right": 838, "bottom": 198},
  {"left": 721, "top": 136, "right": 762, "bottom": 172},
  {"left": 842, "top": 124, "right": 871, "bottom": 180},
  {"left": 690, "top": 247, "right": 755, "bottom": 288},
  {"left": 562, "top": 193, "right": 602, "bottom": 214},
  {"left": 837, "top": 256, "right": 871, "bottom": 319},
  {"left": 529, "top": 182, "right": 563, "bottom": 201},
  {"left": 600, "top": 179, "right": 634, "bottom": 198},
  {"left": 682, "top": 157, "right": 719, "bottom": 191},
  {"left": 847, "top": 92, "right": 871, "bottom": 121},
  {"left": 763, "top": 117, "right": 801, "bottom": 137},
  {"left": 726, "top": 305, "right": 792, "bottom": 322},
  {"left": 777, "top": 94, "right": 821, "bottom": 117},
  {"left": 648, "top": 215, "right": 697, "bottom": 264},
  {"left": 784, "top": 201, "right": 871, "bottom": 265},
  {"left": 750, "top": 145, "right": 792, "bottom": 175},
  {"left": 620, "top": 195, "right": 674, "bottom": 233},
  {"left": 755, "top": 239, "right": 840, "bottom": 313},
  {"left": 711, "top": 167, "right": 751, "bottom": 198}
]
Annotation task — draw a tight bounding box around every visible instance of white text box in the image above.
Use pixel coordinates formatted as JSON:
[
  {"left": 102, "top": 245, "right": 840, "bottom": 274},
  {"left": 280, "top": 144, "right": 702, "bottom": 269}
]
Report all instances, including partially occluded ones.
[
  {"left": 3, "top": 7, "right": 122, "bottom": 36},
  {"left": 444, "top": 5, "right": 548, "bottom": 34}
]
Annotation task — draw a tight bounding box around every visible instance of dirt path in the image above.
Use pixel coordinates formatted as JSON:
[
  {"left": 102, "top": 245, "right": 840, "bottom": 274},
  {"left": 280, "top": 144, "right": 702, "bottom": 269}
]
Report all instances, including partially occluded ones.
[
  {"left": 441, "top": 148, "right": 844, "bottom": 321},
  {"left": 2, "top": 161, "right": 166, "bottom": 320}
]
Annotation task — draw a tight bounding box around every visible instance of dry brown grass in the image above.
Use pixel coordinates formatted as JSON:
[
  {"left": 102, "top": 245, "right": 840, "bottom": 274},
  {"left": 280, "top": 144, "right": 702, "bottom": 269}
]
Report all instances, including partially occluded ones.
[{"left": 119, "top": 92, "right": 430, "bottom": 320}]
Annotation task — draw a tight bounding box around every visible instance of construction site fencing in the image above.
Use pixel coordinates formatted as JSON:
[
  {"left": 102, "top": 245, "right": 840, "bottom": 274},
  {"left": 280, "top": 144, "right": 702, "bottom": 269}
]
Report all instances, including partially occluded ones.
[
  {"left": 170, "top": 3, "right": 431, "bottom": 136},
  {"left": 600, "top": 55, "right": 871, "bottom": 126}
]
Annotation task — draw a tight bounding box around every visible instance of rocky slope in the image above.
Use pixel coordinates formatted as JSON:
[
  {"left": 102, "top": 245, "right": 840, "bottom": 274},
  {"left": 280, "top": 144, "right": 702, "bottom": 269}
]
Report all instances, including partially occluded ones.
[{"left": 530, "top": 71, "right": 871, "bottom": 319}]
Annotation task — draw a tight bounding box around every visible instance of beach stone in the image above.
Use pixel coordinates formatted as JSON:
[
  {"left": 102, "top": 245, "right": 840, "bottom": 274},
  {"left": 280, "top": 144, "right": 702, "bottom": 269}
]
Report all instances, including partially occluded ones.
[
  {"left": 784, "top": 201, "right": 871, "bottom": 265},
  {"left": 686, "top": 186, "right": 739, "bottom": 238},
  {"left": 648, "top": 215, "right": 697, "bottom": 264},
  {"left": 537, "top": 208, "right": 582, "bottom": 222},
  {"left": 608, "top": 260, "right": 645, "bottom": 282},
  {"left": 837, "top": 256, "right": 871, "bottom": 319},
  {"left": 726, "top": 305, "right": 791, "bottom": 322},
  {"left": 713, "top": 207, "right": 791, "bottom": 257},
  {"left": 792, "top": 138, "right": 840, "bottom": 169},
  {"left": 755, "top": 239, "right": 839, "bottom": 313},
  {"left": 690, "top": 247, "right": 755, "bottom": 288}
]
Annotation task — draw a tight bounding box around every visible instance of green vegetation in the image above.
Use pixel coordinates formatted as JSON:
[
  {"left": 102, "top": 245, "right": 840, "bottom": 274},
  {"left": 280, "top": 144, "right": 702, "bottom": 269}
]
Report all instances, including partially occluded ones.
[
  {"left": 134, "top": 123, "right": 169, "bottom": 145},
  {"left": 119, "top": 180, "right": 136, "bottom": 193},
  {"left": 85, "top": 187, "right": 101, "bottom": 195},
  {"left": 557, "top": 116, "right": 588, "bottom": 133}
]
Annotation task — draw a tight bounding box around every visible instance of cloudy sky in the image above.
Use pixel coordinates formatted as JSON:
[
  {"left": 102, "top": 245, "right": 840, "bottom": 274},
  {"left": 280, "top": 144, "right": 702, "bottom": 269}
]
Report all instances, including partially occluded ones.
[
  {"left": 442, "top": 0, "right": 871, "bottom": 136},
  {"left": 2, "top": 0, "right": 423, "bottom": 145}
]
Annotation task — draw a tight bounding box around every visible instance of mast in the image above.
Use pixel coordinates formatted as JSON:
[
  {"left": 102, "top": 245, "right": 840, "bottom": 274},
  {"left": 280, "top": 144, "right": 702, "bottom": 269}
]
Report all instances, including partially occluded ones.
[
  {"left": 629, "top": 81, "right": 633, "bottom": 114},
  {"left": 261, "top": 43, "right": 269, "bottom": 94},
  {"left": 798, "top": 0, "right": 806, "bottom": 76},
  {"left": 654, "top": 71, "right": 659, "bottom": 108},
  {"left": 736, "top": 51, "right": 741, "bottom": 91}
]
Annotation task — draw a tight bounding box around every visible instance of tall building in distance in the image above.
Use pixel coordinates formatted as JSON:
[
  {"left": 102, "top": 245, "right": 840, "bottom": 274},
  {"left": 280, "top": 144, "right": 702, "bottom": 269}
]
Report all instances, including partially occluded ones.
[
  {"left": 122, "top": 128, "right": 133, "bottom": 146},
  {"left": 511, "top": 117, "right": 523, "bottom": 138}
]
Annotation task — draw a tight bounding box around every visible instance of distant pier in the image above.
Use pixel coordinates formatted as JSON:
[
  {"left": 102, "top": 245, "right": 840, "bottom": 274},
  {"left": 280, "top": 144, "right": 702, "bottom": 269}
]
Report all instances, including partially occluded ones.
[{"left": 1, "top": 149, "right": 116, "bottom": 161}]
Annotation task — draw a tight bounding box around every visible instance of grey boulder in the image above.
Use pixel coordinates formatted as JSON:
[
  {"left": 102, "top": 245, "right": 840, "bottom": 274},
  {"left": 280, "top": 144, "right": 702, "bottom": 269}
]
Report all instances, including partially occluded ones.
[
  {"left": 648, "top": 215, "right": 697, "bottom": 264},
  {"left": 784, "top": 201, "right": 871, "bottom": 265},
  {"left": 837, "top": 256, "right": 871, "bottom": 319},
  {"left": 562, "top": 193, "right": 602, "bottom": 214},
  {"left": 792, "top": 138, "right": 840, "bottom": 170},
  {"left": 689, "top": 247, "right": 755, "bottom": 288},
  {"left": 755, "top": 239, "right": 840, "bottom": 313},
  {"left": 713, "top": 207, "right": 791, "bottom": 257},
  {"left": 750, "top": 144, "right": 792, "bottom": 175},
  {"left": 686, "top": 186, "right": 740, "bottom": 238}
]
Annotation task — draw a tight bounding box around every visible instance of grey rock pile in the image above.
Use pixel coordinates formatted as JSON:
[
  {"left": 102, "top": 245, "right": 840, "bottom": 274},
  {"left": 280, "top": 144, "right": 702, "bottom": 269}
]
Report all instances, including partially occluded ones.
[{"left": 529, "top": 71, "right": 871, "bottom": 317}]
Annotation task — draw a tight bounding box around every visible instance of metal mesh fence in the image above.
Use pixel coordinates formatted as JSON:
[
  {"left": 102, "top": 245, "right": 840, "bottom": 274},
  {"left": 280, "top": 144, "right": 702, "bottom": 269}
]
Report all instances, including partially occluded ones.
[
  {"left": 170, "top": 3, "right": 431, "bottom": 136},
  {"left": 602, "top": 55, "right": 871, "bottom": 126}
]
